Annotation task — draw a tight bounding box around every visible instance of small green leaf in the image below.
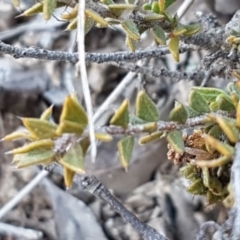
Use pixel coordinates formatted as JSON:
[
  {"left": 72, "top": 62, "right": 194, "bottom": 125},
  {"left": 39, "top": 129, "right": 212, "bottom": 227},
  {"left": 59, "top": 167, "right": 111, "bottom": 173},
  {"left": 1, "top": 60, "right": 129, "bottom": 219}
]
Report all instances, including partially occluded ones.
[
  {"left": 204, "top": 135, "right": 235, "bottom": 158},
  {"left": 66, "top": 17, "right": 78, "bottom": 31},
  {"left": 22, "top": 118, "right": 57, "bottom": 139},
  {"left": 182, "top": 23, "right": 201, "bottom": 36},
  {"left": 187, "top": 179, "right": 207, "bottom": 195},
  {"left": 61, "top": 4, "right": 78, "bottom": 20},
  {"left": 180, "top": 165, "right": 199, "bottom": 181},
  {"left": 172, "top": 13, "right": 179, "bottom": 28},
  {"left": 63, "top": 167, "right": 76, "bottom": 188},
  {"left": 121, "top": 20, "right": 140, "bottom": 41},
  {"left": 108, "top": 4, "right": 135, "bottom": 16},
  {"left": 151, "top": 2, "right": 160, "bottom": 14},
  {"left": 168, "top": 36, "right": 179, "bottom": 62},
  {"left": 15, "top": 149, "right": 55, "bottom": 168},
  {"left": 136, "top": 90, "right": 160, "bottom": 122},
  {"left": 59, "top": 143, "right": 85, "bottom": 174},
  {"left": 227, "top": 82, "right": 240, "bottom": 96},
  {"left": 202, "top": 168, "right": 223, "bottom": 195},
  {"left": 139, "top": 131, "right": 164, "bottom": 145},
  {"left": 17, "top": 2, "right": 64, "bottom": 18},
  {"left": 166, "top": 130, "right": 184, "bottom": 154},
  {"left": 40, "top": 105, "right": 53, "bottom": 120},
  {"left": 207, "top": 191, "right": 221, "bottom": 205},
  {"left": 105, "top": 18, "right": 121, "bottom": 24},
  {"left": 231, "top": 92, "right": 239, "bottom": 107},
  {"left": 43, "top": 0, "right": 56, "bottom": 20},
  {"left": 195, "top": 155, "right": 231, "bottom": 168},
  {"left": 110, "top": 99, "right": 129, "bottom": 128},
  {"left": 216, "top": 94, "right": 236, "bottom": 111},
  {"left": 79, "top": 138, "right": 90, "bottom": 156},
  {"left": 209, "top": 101, "right": 219, "bottom": 111},
  {"left": 216, "top": 116, "right": 239, "bottom": 143},
  {"left": 117, "top": 136, "right": 135, "bottom": 170},
  {"left": 227, "top": 82, "right": 237, "bottom": 94},
  {"left": 189, "top": 90, "right": 210, "bottom": 113},
  {"left": 68, "top": 15, "right": 95, "bottom": 34},
  {"left": 159, "top": 0, "right": 176, "bottom": 11},
  {"left": 85, "top": 9, "right": 108, "bottom": 27},
  {"left": 169, "top": 102, "right": 188, "bottom": 123},
  {"left": 172, "top": 25, "right": 187, "bottom": 36},
  {"left": 9, "top": 139, "right": 54, "bottom": 155},
  {"left": 152, "top": 26, "right": 166, "bottom": 45},
  {"left": 192, "top": 87, "right": 227, "bottom": 103},
  {"left": 142, "top": 3, "right": 152, "bottom": 10},
  {"left": 143, "top": 122, "right": 158, "bottom": 132},
  {"left": 207, "top": 125, "right": 223, "bottom": 140},
  {"left": 144, "top": 14, "right": 165, "bottom": 22},
  {"left": 162, "top": 11, "right": 173, "bottom": 23},
  {"left": 125, "top": 35, "right": 136, "bottom": 52},
  {"left": 56, "top": 120, "right": 85, "bottom": 135},
  {"left": 3, "top": 131, "right": 35, "bottom": 141},
  {"left": 59, "top": 93, "right": 88, "bottom": 128},
  {"left": 129, "top": 115, "right": 147, "bottom": 125},
  {"left": 95, "top": 133, "right": 113, "bottom": 142},
  {"left": 18, "top": 3, "right": 43, "bottom": 17},
  {"left": 85, "top": 15, "right": 95, "bottom": 35},
  {"left": 185, "top": 106, "right": 200, "bottom": 118},
  {"left": 101, "top": 0, "right": 115, "bottom": 5}
]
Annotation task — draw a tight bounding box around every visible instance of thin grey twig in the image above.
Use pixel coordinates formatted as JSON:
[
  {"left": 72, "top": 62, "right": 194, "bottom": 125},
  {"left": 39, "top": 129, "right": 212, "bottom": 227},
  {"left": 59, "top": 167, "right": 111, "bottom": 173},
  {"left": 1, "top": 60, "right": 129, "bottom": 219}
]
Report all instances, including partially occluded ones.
[
  {"left": 103, "top": 115, "right": 208, "bottom": 135},
  {"left": 75, "top": 175, "right": 168, "bottom": 240},
  {"left": 103, "top": 112, "right": 234, "bottom": 135},
  {"left": 0, "top": 41, "right": 195, "bottom": 64},
  {"left": 231, "top": 142, "right": 240, "bottom": 239},
  {"left": 0, "top": 170, "right": 49, "bottom": 219},
  {"left": 182, "top": 27, "right": 225, "bottom": 49},
  {"left": 0, "top": 222, "right": 43, "bottom": 240},
  {"left": 109, "top": 61, "right": 205, "bottom": 81},
  {"left": 200, "top": 69, "right": 214, "bottom": 86},
  {"left": 201, "top": 50, "right": 230, "bottom": 70}
]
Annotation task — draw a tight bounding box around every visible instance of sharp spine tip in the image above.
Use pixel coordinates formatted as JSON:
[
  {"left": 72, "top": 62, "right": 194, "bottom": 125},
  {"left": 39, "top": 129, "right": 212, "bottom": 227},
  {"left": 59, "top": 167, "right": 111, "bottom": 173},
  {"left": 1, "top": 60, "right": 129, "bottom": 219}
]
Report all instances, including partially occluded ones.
[
  {"left": 15, "top": 13, "right": 24, "bottom": 18},
  {"left": 5, "top": 150, "right": 14, "bottom": 155},
  {"left": 16, "top": 116, "right": 23, "bottom": 120}
]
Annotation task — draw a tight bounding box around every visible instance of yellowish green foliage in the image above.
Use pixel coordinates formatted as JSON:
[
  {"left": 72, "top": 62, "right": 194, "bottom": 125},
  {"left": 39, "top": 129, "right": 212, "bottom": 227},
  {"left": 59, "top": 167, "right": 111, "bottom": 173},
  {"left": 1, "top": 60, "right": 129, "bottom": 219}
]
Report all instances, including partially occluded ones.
[
  {"left": 110, "top": 99, "right": 129, "bottom": 128},
  {"left": 15, "top": 0, "right": 200, "bottom": 60},
  {"left": 117, "top": 136, "right": 135, "bottom": 170}
]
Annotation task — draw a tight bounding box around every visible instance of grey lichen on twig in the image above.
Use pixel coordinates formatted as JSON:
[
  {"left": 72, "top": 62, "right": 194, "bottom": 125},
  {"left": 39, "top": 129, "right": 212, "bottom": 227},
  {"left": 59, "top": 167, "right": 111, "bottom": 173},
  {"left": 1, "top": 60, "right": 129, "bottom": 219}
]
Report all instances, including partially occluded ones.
[
  {"left": 182, "top": 27, "right": 226, "bottom": 49},
  {"left": 103, "top": 112, "right": 233, "bottom": 135},
  {"left": 0, "top": 41, "right": 195, "bottom": 64},
  {"left": 108, "top": 61, "right": 206, "bottom": 81}
]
